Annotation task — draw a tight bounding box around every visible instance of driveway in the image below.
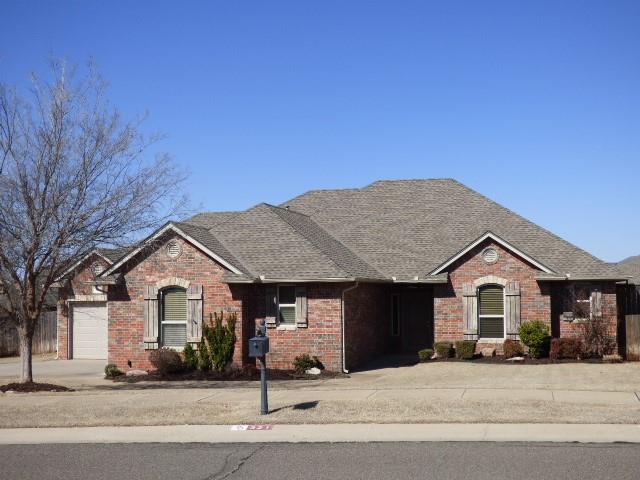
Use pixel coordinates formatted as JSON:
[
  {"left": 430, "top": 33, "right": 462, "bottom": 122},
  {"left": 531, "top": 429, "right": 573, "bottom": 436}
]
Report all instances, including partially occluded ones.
[{"left": 0, "top": 357, "right": 107, "bottom": 386}]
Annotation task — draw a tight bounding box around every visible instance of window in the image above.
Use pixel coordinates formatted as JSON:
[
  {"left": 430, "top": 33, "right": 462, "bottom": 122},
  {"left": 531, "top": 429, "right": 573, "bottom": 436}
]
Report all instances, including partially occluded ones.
[
  {"left": 278, "top": 285, "right": 296, "bottom": 324},
  {"left": 478, "top": 285, "right": 505, "bottom": 339},
  {"left": 573, "top": 285, "right": 593, "bottom": 320},
  {"left": 161, "top": 287, "right": 187, "bottom": 348},
  {"left": 391, "top": 294, "right": 400, "bottom": 336}
]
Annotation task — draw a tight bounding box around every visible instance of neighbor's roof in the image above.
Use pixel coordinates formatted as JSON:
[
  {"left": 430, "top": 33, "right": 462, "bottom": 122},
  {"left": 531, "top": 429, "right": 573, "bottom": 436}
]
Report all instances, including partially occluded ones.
[
  {"left": 173, "top": 178, "right": 622, "bottom": 282},
  {"left": 619, "top": 255, "right": 640, "bottom": 285}
]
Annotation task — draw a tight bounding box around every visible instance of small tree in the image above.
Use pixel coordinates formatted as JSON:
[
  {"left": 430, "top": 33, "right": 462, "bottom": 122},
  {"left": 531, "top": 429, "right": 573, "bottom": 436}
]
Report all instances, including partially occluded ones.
[
  {"left": 519, "top": 321, "right": 550, "bottom": 358},
  {"left": 0, "top": 60, "right": 187, "bottom": 382}
]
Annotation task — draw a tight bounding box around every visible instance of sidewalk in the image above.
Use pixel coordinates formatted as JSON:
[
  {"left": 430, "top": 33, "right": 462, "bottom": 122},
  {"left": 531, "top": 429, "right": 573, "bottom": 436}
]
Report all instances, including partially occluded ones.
[{"left": 2, "top": 423, "right": 640, "bottom": 444}]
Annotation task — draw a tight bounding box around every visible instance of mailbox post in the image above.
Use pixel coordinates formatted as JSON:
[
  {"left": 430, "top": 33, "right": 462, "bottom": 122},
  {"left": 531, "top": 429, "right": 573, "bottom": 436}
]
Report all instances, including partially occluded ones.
[{"left": 248, "top": 319, "right": 270, "bottom": 415}]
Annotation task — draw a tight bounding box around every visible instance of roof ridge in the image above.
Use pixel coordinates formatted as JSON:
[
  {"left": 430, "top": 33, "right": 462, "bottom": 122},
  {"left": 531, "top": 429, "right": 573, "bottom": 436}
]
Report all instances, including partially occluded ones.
[
  {"left": 365, "top": 178, "right": 457, "bottom": 188},
  {"left": 264, "top": 203, "right": 312, "bottom": 218},
  {"left": 451, "top": 180, "right": 613, "bottom": 270},
  {"left": 269, "top": 205, "right": 381, "bottom": 278}
]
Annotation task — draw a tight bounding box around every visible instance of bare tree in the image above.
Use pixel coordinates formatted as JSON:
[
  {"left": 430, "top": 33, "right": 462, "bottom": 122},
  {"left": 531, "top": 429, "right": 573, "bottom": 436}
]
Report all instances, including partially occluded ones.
[{"left": 0, "top": 60, "right": 187, "bottom": 382}]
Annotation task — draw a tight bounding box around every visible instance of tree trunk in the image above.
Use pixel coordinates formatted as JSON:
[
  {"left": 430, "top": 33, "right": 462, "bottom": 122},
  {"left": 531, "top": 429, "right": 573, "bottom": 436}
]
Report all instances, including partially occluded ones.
[{"left": 19, "top": 331, "right": 34, "bottom": 383}]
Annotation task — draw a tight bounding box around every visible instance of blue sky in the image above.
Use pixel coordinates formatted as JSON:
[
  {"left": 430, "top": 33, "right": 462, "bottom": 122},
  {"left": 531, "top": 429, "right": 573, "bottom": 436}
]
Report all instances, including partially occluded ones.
[{"left": 2, "top": 1, "right": 639, "bottom": 261}]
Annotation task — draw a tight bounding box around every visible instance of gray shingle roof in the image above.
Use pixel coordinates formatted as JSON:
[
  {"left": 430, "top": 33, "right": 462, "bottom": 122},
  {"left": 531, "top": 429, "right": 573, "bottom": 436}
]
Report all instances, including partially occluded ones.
[
  {"left": 619, "top": 255, "right": 640, "bottom": 285},
  {"left": 97, "top": 247, "right": 133, "bottom": 264},
  {"left": 282, "top": 179, "right": 621, "bottom": 280}
]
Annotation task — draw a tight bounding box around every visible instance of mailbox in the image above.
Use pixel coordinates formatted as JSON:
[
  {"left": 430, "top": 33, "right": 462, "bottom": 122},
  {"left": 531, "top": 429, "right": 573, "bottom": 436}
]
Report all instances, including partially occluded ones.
[{"left": 248, "top": 336, "right": 270, "bottom": 357}]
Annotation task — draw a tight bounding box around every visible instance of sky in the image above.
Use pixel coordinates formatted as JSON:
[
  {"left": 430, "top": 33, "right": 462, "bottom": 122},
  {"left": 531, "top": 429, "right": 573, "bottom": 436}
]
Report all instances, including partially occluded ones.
[{"left": 1, "top": 1, "right": 639, "bottom": 262}]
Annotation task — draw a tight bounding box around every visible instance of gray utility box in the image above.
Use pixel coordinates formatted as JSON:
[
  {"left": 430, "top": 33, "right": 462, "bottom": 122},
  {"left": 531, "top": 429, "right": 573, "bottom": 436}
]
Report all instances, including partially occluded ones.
[{"left": 248, "top": 336, "right": 270, "bottom": 357}]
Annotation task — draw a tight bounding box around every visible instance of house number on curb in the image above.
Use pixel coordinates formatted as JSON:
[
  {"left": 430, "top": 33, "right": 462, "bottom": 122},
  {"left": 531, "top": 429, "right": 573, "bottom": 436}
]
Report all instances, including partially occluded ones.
[{"left": 231, "top": 425, "right": 273, "bottom": 431}]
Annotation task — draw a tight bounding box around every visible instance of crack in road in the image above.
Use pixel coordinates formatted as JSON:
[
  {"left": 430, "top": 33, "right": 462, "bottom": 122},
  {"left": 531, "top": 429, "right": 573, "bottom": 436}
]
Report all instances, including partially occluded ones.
[{"left": 204, "top": 445, "right": 265, "bottom": 480}]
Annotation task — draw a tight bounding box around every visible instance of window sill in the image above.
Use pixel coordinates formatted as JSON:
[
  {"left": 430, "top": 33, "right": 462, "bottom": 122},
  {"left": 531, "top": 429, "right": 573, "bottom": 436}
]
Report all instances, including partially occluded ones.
[
  {"left": 477, "top": 338, "right": 505, "bottom": 344},
  {"left": 276, "top": 324, "right": 297, "bottom": 331}
]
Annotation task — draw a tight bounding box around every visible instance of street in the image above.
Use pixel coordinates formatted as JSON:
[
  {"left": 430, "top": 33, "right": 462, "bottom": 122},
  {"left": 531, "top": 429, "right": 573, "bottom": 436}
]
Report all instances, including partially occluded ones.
[{"left": 1, "top": 442, "right": 639, "bottom": 479}]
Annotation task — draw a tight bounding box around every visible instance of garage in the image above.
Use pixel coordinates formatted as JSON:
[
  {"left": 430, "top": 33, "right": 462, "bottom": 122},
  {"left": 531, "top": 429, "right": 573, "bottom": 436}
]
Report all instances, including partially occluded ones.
[{"left": 72, "top": 303, "right": 108, "bottom": 359}]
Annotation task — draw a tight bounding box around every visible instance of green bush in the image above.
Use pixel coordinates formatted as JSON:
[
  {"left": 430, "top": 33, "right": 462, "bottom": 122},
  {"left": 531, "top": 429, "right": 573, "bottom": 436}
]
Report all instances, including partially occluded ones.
[
  {"left": 197, "top": 338, "right": 211, "bottom": 371},
  {"left": 503, "top": 339, "right": 524, "bottom": 359},
  {"left": 183, "top": 342, "right": 198, "bottom": 370},
  {"left": 454, "top": 340, "right": 477, "bottom": 359},
  {"left": 518, "top": 321, "right": 551, "bottom": 358},
  {"left": 104, "top": 363, "right": 123, "bottom": 378},
  {"left": 149, "top": 347, "right": 185, "bottom": 375},
  {"left": 202, "top": 311, "right": 237, "bottom": 372},
  {"left": 418, "top": 348, "right": 434, "bottom": 362},
  {"left": 293, "top": 354, "right": 321, "bottom": 374},
  {"left": 434, "top": 341, "right": 454, "bottom": 359}
]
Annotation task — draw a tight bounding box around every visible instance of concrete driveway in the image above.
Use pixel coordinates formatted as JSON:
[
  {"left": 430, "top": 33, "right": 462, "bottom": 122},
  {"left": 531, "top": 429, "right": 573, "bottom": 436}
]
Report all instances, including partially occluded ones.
[{"left": 0, "top": 357, "right": 107, "bottom": 386}]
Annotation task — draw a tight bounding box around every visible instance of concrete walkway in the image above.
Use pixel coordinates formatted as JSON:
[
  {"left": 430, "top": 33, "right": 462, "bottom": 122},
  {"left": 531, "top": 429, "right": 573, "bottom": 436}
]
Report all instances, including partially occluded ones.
[{"left": 3, "top": 423, "right": 640, "bottom": 444}]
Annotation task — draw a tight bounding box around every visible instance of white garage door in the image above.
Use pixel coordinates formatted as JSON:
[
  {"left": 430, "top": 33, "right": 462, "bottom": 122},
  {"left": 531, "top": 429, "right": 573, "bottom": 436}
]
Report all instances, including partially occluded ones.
[{"left": 72, "top": 303, "right": 108, "bottom": 359}]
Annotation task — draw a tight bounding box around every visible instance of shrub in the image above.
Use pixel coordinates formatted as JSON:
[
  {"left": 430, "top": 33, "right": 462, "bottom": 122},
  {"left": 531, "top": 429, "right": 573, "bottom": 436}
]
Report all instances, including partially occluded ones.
[
  {"left": 518, "top": 321, "right": 551, "bottom": 358},
  {"left": 197, "top": 339, "right": 211, "bottom": 371},
  {"left": 454, "top": 340, "right": 476, "bottom": 359},
  {"left": 104, "top": 363, "right": 123, "bottom": 378},
  {"left": 503, "top": 339, "right": 524, "bottom": 359},
  {"left": 149, "top": 347, "right": 185, "bottom": 375},
  {"left": 418, "top": 348, "right": 434, "bottom": 362},
  {"left": 202, "top": 311, "right": 237, "bottom": 372},
  {"left": 434, "top": 341, "right": 454, "bottom": 359},
  {"left": 550, "top": 338, "right": 583, "bottom": 360},
  {"left": 183, "top": 342, "right": 198, "bottom": 370},
  {"left": 293, "top": 354, "right": 321, "bottom": 374},
  {"left": 578, "top": 316, "right": 616, "bottom": 358}
]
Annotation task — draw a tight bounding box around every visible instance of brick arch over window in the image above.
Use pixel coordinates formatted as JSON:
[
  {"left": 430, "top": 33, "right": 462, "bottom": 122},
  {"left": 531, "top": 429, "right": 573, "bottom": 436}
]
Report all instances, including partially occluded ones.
[
  {"left": 156, "top": 277, "right": 190, "bottom": 290},
  {"left": 463, "top": 276, "right": 521, "bottom": 340}
]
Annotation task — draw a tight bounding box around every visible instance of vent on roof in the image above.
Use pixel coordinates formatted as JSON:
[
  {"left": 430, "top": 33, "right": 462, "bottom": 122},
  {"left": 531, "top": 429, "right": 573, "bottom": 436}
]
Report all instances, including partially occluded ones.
[{"left": 166, "top": 241, "right": 182, "bottom": 259}]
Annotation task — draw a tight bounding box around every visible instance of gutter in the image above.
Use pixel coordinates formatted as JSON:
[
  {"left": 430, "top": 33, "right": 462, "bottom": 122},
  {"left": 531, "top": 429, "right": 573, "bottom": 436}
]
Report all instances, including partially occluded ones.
[{"left": 341, "top": 282, "right": 359, "bottom": 374}]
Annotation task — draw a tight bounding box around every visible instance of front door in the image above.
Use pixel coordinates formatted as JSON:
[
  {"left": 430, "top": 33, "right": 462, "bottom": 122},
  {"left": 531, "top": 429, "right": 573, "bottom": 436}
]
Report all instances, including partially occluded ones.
[{"left": 401, "top": 289, "right": 433, "bottom": 352}]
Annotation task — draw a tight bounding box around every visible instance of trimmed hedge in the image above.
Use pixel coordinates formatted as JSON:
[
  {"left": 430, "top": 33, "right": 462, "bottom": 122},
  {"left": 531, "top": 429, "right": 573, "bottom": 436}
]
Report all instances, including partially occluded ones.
[
  {"left": 550, "top": 338, "right": 583, "bottom": 360},
  {"left": 418, "top": 348, "right": 434, "bottom": 362},
  {"left": 454, "top": 340, "right": 477, "bottom": 359},
  {"left": 503, "top": 339, "right": 524, "bottom": 359},
  {"left": 519, "top": 321, "right": 551, "bottom": 358},
  {"left": 434, "top": 341, "right": 454, "bottom": 359}
]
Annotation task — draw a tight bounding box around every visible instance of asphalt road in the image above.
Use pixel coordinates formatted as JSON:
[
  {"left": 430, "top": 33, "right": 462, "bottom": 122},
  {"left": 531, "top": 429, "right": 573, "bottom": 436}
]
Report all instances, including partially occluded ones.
[{"left": 1, "top": 442, "right": 639, "bottom": 479}]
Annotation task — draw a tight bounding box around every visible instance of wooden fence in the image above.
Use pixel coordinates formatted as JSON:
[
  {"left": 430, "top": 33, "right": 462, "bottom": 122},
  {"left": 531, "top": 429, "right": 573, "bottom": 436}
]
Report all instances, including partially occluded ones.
[
  {"left": 0, "top": 311, "right": 57, "bottom": 357},
  {"left": 617, "top": 284, "right": 640, "bottom": 360},
  {"left": 626, "top": 315, "right": 640, "bottom": 361}
]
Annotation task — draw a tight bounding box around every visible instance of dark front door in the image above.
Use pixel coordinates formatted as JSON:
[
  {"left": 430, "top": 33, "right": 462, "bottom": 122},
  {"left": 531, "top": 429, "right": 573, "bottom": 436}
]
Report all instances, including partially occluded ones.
[{"left": 401, "top": 289, "right": 433, "bottom": 352}]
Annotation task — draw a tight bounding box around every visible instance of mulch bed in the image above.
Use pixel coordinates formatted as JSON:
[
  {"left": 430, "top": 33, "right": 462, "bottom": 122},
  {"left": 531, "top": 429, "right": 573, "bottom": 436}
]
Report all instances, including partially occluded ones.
[
  {"left": 428, "top": 355, "right": 605, "bottom": 364},
  {"left": 111, "top": 368, "right": 347, "bottom": 383},
  {"left": 0, "top": 382, "right": 73, "bottom": 393}
]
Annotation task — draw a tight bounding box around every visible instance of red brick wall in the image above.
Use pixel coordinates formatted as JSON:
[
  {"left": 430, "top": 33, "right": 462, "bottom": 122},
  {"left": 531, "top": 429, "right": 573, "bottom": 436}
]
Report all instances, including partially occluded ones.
[
  {"left": 57, "top": 253, "right": 112, "bottom": 359},
  {"left": 106, "top": 232, "right": 245, "bottom": 370},
  {"left": 248, "top": 283, "right": 346, "bottom": 371},
  {"left": 433, "top": 239, "right": 552, "bottom": 352},
  {"left": 553, "top": 282, "right": 618, "bottom": 345}
]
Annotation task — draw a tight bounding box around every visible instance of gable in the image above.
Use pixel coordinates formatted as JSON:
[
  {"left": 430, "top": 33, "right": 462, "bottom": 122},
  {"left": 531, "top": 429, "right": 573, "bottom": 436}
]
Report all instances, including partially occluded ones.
[
  {"left": 431, "top": 232, "right": 554, "bottom": 275},
  {"left": 102, "top": 223, "right": 243, "bottom": 276}
]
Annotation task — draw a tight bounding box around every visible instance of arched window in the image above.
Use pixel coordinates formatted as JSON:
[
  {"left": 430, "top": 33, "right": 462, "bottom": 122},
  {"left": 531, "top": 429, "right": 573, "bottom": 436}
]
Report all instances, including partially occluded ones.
[
  {"left": 161, "top": 287, "right": 187, "bottom": 348},
  {"left": 478, "top": 285, "right": 505, "bottom": 339}
]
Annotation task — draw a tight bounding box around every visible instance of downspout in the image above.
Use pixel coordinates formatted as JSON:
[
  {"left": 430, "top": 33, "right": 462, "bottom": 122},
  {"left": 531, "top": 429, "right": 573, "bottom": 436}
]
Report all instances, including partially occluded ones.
[{"left": 341, "top": 281, "right": 359, "bottom": 374}]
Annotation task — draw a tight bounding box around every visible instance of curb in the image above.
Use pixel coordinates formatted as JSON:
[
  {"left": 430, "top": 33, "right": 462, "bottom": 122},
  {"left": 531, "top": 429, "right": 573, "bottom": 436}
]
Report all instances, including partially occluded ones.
[{"left": 2, "top": 423, "right": 640, "bottom": 444}]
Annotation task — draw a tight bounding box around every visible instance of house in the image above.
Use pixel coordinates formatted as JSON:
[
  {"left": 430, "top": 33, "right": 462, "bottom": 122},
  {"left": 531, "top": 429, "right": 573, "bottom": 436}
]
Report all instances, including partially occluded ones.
[{"left": 56, "top": 179, "right": 632, "bottom": 371}]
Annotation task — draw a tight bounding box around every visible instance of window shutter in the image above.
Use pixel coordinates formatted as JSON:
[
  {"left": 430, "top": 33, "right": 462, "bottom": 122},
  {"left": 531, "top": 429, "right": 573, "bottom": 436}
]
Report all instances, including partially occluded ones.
[
  {"left": 143, "top": 285, "right": 159, "bottom": 349},
  {"left": 295, "top": 286, "right": 308, "bottom": 327},
  {"left": 505, "top": 281, "right": 521, "bottom": 339},
  {"left": 591, "top": 290, "right": 602, "bottom": 318},
  {"left": 462, "top": 284, "right": 478, "bottom": 340},
  {"left": 265, "top": 285, "right": 277, "bottom": 326},
  {"left": 187, "top": 284, "right": 203, "bottom": 342}
]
